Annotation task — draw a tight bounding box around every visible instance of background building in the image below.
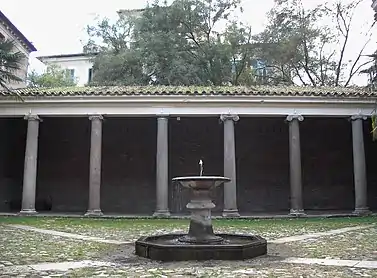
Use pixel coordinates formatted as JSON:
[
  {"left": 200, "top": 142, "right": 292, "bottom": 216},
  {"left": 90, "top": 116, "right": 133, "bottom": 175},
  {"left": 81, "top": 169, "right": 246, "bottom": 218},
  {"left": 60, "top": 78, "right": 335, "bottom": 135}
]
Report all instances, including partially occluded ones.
[
  {"left": 0, "top": 10, "right": 37, "bottom": 89},
  {"left": 37, "top": 53, "right": 97, "bottom": 86}
]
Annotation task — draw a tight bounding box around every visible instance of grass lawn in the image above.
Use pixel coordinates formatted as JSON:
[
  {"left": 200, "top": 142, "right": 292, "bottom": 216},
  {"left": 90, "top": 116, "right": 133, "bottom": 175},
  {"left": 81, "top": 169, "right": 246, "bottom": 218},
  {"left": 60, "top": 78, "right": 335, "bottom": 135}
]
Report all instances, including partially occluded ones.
[
  {"left": 0, "top": 227, "right": 113, "bottom": 265},
  {"left": 0, "top": 216, "right": 375, "bottom": 241},
  {"left": 285, "top": 227, "right": 377, "bottom": 260}
]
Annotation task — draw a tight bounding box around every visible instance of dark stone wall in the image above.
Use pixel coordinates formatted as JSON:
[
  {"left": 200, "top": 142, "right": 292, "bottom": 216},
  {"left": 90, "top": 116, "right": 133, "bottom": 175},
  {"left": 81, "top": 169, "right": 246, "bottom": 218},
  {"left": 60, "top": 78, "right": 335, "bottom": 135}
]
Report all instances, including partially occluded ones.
[
  {"left": 37, "top": 117, "right": 90, "bottom": 212},
  {"left": 301, "top": 118, "right": 354, "bottom": 210},
  {"left": 236, "top": 117, "right": 290, "bottom": 213},
  {"left": 101, "top": 118, "right": 156, "bottom": 214},
  {"left": 0, "top": 119, "right": 7, "bottom": 211},
  {"left": 170, "top": 117, "right": 223, "bottom": 214},
  {"left": 364, "top": 120, "right": 377, "bottom": 210},
  {"left": 0, "top": 118, "right": 26, "bottom": 212}
]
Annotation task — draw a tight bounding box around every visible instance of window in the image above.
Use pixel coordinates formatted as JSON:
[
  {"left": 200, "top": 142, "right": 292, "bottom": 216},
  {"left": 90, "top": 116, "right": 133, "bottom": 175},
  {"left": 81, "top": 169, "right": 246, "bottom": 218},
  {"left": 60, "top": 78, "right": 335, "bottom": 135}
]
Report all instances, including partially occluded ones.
[
  {"left": 88, "top": 68, "right": 93, "bottom": 83},
  {"left": 0, "top": 32, "right": 5, "bottom": 41},
  {"left": 65, "top": 69, "right": 75, "bottom": 81}
]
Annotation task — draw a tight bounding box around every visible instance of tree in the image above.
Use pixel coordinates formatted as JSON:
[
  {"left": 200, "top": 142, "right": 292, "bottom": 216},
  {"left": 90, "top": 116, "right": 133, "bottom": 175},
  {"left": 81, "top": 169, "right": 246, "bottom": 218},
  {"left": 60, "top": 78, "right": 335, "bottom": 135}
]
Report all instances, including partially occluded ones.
[
  {"left": 0, "top": 39, "right": 25, "bottom": 92},
  {"left": 90, "top": 51, "right": 148, "bottom": 86},
  {"left": 27, "top": 64, "right": 77, "bottom": 88},
  {"left": 84, "top": 0, "right": 259, "bottom": 86},
  {"left": 254, "top": 0, "right": 373, "bottom": 87}
]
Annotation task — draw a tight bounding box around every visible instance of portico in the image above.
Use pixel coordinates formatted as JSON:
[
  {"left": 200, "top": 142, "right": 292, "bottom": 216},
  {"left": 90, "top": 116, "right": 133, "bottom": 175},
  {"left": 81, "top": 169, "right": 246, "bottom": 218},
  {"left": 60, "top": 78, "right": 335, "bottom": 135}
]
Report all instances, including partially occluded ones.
[{"left": 0, "top": 86, "right": 376, "bottom": 216}]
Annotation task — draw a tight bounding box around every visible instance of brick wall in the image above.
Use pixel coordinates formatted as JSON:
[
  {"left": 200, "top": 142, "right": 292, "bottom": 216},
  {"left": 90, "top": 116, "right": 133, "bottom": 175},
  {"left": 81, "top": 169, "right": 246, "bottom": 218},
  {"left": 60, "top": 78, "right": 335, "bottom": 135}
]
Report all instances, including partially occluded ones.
[
  {"left": 301, "top": 118, "right": 354, "bottom": 210},
  {"left": 170, "top": 117, "right": 224, "bottom": 214},
  {"left": 36, "top": 117, "right": 90, "bottom": 212},
  {"left": 364, "top": 120, "right": 377, "bottom": 210},
  {"left": 0, "top": 118, "right": 26, "bottom": 211},
  {"left": 101, "top": 118, "right": 156, "bottom": 214},
  {"left": 236, "top": 117, "right": 290, "bottom": 213}
]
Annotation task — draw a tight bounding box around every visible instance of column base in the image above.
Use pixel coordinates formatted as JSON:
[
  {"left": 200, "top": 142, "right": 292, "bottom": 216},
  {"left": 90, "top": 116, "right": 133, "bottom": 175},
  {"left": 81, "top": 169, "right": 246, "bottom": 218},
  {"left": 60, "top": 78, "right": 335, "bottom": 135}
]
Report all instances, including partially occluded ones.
[
  {"left": 85, "top": 210, "right": 103, "bottom": 217},
  {"left": 153, "top": 210, "right": 171, "bottom": 218},
  {"left": 353, "top": 207, "right": 371, "bottom": 216},
  {"left": 222, "top": 209, "right": 240, "bottom": 218},
  {"left": 18, "top": 209, "right": 38, "bottom": 216},
  {"left": 289, "top": 209, "right": 306, "bottom": 217}
]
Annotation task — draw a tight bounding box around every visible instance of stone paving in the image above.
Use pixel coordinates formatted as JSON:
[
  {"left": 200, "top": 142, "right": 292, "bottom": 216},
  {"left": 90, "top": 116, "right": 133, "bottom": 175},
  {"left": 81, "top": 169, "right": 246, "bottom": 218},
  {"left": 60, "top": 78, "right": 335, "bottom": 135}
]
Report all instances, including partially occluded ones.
[
  {"left": 0, "top": 217, "right": 376, "bottom": 277},
  {"left": 282, "top": 257, "right": 377, "bottom": 269},
  {"left": 7, "top": 224, "right": 131, "bottom": 245},
  {"left": 269, "top": 224, "right": 376, "bottom": 244}
]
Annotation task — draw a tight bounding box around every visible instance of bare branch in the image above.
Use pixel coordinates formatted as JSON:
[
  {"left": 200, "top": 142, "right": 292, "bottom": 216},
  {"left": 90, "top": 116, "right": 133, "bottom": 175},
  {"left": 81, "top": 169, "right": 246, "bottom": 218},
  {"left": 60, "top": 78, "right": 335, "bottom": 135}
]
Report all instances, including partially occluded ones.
[
  {"left": 234, "top": 26, "right": 252, "bottom": 84},
  {"left": 299, "top": 53, "right": 316, "bottom": 87},
  {"left": 344, "top": 36, "right": 371, "bottom": 87},
  {"left": 345, "top": 61, "right": 373, "bottom": 87},
  {"left": 292, "top": 63, "right": 308, "bottom": 85},
  {"left": 334, "top": 2, "right": 353, "bottom": 86},
  {"left": 334, "top": 0, "right": 363, "bottom": 86},
  {"left": 319, "top": 40, "right": 326, "bottom": 85},
  {"left": 265, "top": 64, "right": 294, "bottom": 84}
]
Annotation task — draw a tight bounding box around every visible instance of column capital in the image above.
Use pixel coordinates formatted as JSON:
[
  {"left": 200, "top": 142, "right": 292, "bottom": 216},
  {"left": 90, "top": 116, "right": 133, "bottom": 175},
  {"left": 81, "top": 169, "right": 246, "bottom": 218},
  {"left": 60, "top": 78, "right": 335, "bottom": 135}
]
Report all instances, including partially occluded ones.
[
  {"left": 220, "top": 114, "right": 239, "bottom": 122},
  {"left": 350, "top": 114, "right": 367, "bottom": 121},
  {"left": 286, "top": 114, "right": 304, "bottom": 122},
  {"left": 157, "top": 115, "right": 169, "bottom": 120},
  {"left": 24, "top": 114, "right": 42, "bottom": 122},
  {"left": 89, "top": 114, "right": 103, "bottom": 121}
]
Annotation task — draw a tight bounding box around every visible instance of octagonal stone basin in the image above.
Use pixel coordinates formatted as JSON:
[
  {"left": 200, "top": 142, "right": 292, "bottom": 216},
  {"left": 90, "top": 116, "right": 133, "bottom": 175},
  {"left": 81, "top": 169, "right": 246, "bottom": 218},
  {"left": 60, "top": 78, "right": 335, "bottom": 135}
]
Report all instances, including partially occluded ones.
[
  {"left": 135, "top": 175, "right": 268, "bottom": 261},
  {"left": 135, "top": 233, "right": 267, "bottom": 261}
]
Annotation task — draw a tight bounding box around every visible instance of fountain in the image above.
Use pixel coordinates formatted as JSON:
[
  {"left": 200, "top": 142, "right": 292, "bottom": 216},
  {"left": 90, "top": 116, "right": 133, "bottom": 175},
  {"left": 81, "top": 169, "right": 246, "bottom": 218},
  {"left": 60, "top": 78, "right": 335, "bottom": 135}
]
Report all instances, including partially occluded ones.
[{"left": 135, "top": 160, "right": 267, "bottom": 261}]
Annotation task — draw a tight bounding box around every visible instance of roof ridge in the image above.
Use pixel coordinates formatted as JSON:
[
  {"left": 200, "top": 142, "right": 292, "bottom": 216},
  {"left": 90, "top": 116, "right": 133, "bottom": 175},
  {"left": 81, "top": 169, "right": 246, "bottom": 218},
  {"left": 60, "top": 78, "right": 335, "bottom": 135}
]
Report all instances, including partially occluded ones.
[{"left": 0, "top": 85, "right": 374, "bottom": 98}]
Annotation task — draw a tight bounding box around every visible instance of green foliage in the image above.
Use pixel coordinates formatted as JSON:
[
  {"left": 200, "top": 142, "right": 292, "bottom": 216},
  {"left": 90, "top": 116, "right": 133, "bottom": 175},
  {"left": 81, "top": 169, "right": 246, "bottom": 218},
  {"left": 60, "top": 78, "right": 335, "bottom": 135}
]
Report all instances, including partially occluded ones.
[
  {"left": 84, "top": 0, "right": 372, "bottom": 87},
  {"left": 27, "top": 64, "right": 77, "bottom": 88},
  {"left": 255, "top": 0, "right": 370, "bottom": 87},
  {"left": 85, "top": 0, "right": 259, "bottom": 86},
  {"left": 90, "top": 51, "right": 148, "bottom": 85},
  {"left": 0, "top": 39, "right": 24, "bottom": 92}
]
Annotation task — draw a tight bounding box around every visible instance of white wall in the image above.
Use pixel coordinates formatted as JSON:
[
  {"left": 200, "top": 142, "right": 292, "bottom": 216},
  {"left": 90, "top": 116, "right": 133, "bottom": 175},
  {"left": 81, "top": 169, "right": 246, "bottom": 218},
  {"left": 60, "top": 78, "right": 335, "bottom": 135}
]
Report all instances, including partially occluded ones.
[
  {"left": 0, "top": 24, "right": 31, "bottom": 89},
  {"left": 40, "top": 56, "right": 94, "bottom": 86}
]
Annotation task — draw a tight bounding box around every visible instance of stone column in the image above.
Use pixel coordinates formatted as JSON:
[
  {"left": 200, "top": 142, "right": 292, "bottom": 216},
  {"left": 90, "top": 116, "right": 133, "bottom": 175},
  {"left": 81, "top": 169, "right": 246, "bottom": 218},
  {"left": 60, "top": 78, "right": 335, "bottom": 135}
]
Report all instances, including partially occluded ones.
[
  {"left": 85, "top": 115, "right": 104, "bottom": 216},
  {"left": 286, "top": 115, "right": 305, "bottom": 216},
  {"left": 153, "top": 116, "right": 170, "bottom": 217},
  {"left": 220, "top": 114, "right": 240, "bottom": 217},
  {"left": 19, "top": 114, "right": 41, "bottom": 215},
  {"left": 350, "top": 115, "right": 371, "bottom": 215}
]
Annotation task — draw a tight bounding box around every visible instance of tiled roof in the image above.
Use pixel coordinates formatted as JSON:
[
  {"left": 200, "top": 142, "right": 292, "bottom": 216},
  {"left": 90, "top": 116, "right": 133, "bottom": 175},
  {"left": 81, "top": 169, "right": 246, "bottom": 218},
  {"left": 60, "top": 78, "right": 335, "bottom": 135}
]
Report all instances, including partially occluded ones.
[
  {"left": 37, "top": 52, "right": 99, "bottom": 61},
  {"left": 1, "top": 85, "right": 376, "bottom": 98}
]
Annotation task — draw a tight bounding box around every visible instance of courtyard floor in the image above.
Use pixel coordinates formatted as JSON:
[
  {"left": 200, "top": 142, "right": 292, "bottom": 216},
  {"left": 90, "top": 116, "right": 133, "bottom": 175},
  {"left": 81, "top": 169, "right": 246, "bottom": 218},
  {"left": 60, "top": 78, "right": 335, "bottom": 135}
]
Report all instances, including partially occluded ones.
[{"left": 0, "top": 216, "right": 376, "bottom": 277}]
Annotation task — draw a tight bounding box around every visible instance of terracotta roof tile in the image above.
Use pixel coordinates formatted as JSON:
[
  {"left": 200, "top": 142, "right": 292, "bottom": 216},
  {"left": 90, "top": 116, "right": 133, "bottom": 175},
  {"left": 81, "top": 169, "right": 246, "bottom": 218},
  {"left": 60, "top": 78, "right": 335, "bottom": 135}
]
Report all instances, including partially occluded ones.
[{"left": 1, "top": 85, "right": 376, "bottom": 98}]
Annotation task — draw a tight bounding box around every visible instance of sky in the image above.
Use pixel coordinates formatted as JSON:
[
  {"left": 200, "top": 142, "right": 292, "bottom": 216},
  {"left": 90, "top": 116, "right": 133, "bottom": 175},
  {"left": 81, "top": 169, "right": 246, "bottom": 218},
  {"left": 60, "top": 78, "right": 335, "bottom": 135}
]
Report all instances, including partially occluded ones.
[{"left": 1, "top": 0, "right": 376, "bottom": 85}]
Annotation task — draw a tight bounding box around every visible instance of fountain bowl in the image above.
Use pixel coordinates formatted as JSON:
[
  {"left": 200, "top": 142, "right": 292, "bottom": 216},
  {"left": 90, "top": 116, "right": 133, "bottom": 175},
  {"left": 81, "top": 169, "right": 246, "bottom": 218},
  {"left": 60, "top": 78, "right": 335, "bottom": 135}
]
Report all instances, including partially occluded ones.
[{"left": 172, "top": 176, "right": 230, "bottom": 190}]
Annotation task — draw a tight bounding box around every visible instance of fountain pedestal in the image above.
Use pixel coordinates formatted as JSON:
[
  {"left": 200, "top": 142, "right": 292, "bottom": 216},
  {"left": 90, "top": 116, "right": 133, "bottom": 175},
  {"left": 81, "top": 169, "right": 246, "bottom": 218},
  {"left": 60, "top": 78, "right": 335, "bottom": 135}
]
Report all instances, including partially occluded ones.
[{"left": 179, "top": 186, "right": 222, "bottom": 243}]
